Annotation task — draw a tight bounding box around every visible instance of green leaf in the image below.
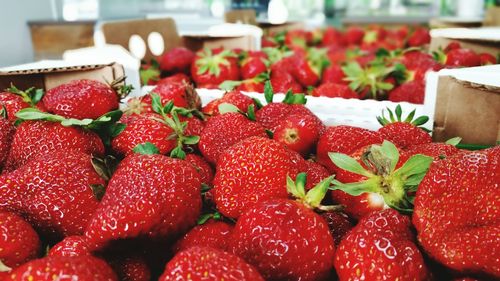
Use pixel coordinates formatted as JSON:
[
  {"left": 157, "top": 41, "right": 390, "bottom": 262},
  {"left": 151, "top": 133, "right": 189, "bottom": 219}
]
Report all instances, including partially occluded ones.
[
  {"left": 133, "top": 142, "right": 160, "bottom": 155},
  {"left": 170, "top": 146, "right": 186, "bottom": 160},
  {"left": 15, "top": 108, "right": 65, "bottom": 122},
  {"left": 90, "top": 184, "right": 106, "bottom": 201},
  {"left": 252, "top": 98, "right": 264, "bottom": 109},
  {"left": 282, "top": 92, "right": 307, "bottom": 105},
  {"left": 328, "top": 152, "right": 374, "bottom": 178},
  {"left": 412, "top": 115, "right": 429, "bottom": 126},
  {"left": 405, "top": 173, "right": 427, "bottom": 187},
  {"left": 394, "top": 154, "right": 433, "bottom": 179},
  {"left": 183, "top": 135, "right": 200, "bottom": 145},
  {"left": 445, "top": 137, "right": 462, "bottom": 146},
  {"left": 110, "top": 123, "right": 126, "bottom": 137},
  {"left": 163, "top": 101, "right": 174, "bottom": 114},
  {"left": 31, "top": 89, "right": 44, "bottom": 104},
  {"left": 218, "top": 103, "right": 240, "bottom": 114},
  {"left": 379, "top": 141, "right": 400, "bottom": 173},
  {"left": 247, "top": 104, "right": 256, "bottom": 121},
  {"left": 264, "top": 80, "right": 274, "bottom": 104},
  {"left": 395, "top": 105, "right": 402, "bottom": 121},
  {"left": 305, "top": 176, "right": 333, "bottom": 208},
  {"left": 265, "top": 129, "right": 274, "bottom": 138},
  {"left": 61, "top": 118, "right": 93, "bottom": 127},
  {"left": 197, "top": 213, "right": 214, "bottom": 225},
  {"left": 404, "top": 109, "right": 416, "bottom": 123},
  {"left": 0, "top": 260, "right": 12, "bottom": 272},
  {"left": 330, "top": 178, "right": 380, "bottom": 196},
  {"left": 151, "top": 93, "right": 163, "bottom": 114},
  {"left": 219, "top": 80, "right": 243, "bottom": 91}
]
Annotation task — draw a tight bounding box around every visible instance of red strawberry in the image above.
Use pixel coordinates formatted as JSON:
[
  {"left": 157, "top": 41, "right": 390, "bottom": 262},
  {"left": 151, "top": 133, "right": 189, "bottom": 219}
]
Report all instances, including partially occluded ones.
[
  {"left": 160, "top": 246, "right": 264, "bottom": 281},
  {"left": 320, "top": 211, "right": 353, "bottom": 246},
  {"left": 191, "top": 48, "right": 240, "bottom": 88},
  {"left": 335, "top": 209, "right": 429, "bottom": 280},
  {"left": 329, "top": 141, "right": 433, "bottom": 219},
  {"left": 185, "top": 154, "right": 214, "bottom": 186},
  {"left": 240, "top": 51, "right": 268, "bottom": 79},
  {"left": 43, "top": 79, "right": 121, "bottom": 119},
  {"left": 388, "top": 80, "right": 425, "bottom": 104},
  {"left": 316, "top": 125, "right": 383, "bottom": 173},
  {"left": 173, "top": 219, "right": 233, "bottom": 253},
  {"left": 0, "top": 111, "right": 15, "bottom": 172},
  {"left": 413, "top": 146, "right": 500, "bottom": 278},
  {"left": 311, "top": 82, "right": 358, "bottom": 99},
  {"left": 0, "top": 211, "right": 40, "bottom": 273},
  {"left": 303, "top": 160, "right": 331, "bottom": 190},
  {"left": 345, "top": 26, "right": 365, "bottom": 45},
  {"left": 156, "top": 73, "right": 190, "bottom": 86},
  {"left": 479, "top": 53, "right": 497, "bottom": 65},
  {"left": 4, "top": 117, "right": 104, "bottom": 171},
  {"left": 321, "top": 27, "right": 346, "bottom": 47},
  {"left": 284, "top": 30, "right": 311, "bottom": 49},
  {"left": 322, "top": 64, "right": 347, "bottom": 85},
  {"left": 108, "top": 255, "right": 151, "bottom": 281},
  {"left": 111, "top": 113, "right": 175, "bottom": 157},
  {"left": 235, "top": 80, "right": 265, "bottom": 92},
  {"left": 0, "top": 150, "right": 105, "bottom": 240},
  {"left": 48, "top": 235, "right": 91, "bottom": 257},
  {"left": 213, "top": 136, "right": 302, "bottom": 218},
  {"left": 273, "top": 113, "right": 323, "bottom": 156},
  {"left": 84, "top": 153, "right": 201, "bottom": 250},
  {"left": 400, "top": 51, "right": 442, "bottom": 81},
  {"left": 160, "top": 47, "right": 195, "bottom": 74},
  {"left": 140, "top": 60, "right": 161, "bottom": 85},
  {"left": 7, "top": 256, "right": 118, "bottom": 281},
  {"left": 377, "top": 106, "right": 432, "bottom": 149},
  {"left": 229, "top": 176, "right": 336, "bottom": 281},
  {"left": 291, "top": 55, "right": 320, "bottom": 87},
  {"left": 202, "top": 90, "right": 255, "bottom": 116},
  {"left": 0, "top": 86, "right": 44, "bottom": 122},
  {"left": 439, "top": 48, "right": 481, "bottom": 67},
  {"left": 199, "top": 111, "right": 266, "bottom": 164},
  {"left": 270, "top": 70, "right": 303, "bottom": 93},
  {"left": 407, "top": 27, "right": 431, "bottom": 47},
  {"left": 399, "top": 138, "right": 461, "bottom": 164},
  {"left": 444, "top": 41, "right": 462, "bottom": 53}
]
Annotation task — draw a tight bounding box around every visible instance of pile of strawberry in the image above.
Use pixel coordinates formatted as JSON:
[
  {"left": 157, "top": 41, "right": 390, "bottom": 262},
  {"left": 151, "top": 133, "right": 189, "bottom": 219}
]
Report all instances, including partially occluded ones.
[
  {"left": 142, "top": 25, "right": 498, "bottom": 104},
  {"left": 0, "top": 75, "right": 498, "bottom": 281}
]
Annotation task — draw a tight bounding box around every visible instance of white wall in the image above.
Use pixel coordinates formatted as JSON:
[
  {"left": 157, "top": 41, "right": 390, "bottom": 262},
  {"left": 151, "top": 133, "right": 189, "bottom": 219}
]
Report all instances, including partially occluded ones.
[{"left": 0, "top": 0, "right": 55, "bottom": 67}]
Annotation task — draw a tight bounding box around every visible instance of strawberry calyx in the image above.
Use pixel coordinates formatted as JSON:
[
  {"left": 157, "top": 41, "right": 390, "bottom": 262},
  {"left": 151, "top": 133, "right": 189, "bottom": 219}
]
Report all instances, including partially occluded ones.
[
  {"left": 91, "top": 155, "right": 119, "bottom": 181},
  {"left": 445, "top": 136, "right": 462, "bottom": 146},
  {"left": 262, "top": 47, "right": 293, "bottom": 65},
  {"left": 219, "top": 72, "right": 270, "bottom": 92},
  {"left": 133, "top": 142, "right": 160, "bottom": 155},
  {"left": 0, "top": 105, "right": 7, "bottom": 119},
  {"left": 109, "top": 76, "right": 134, "bottom": 98},
  {"left": 328, "top": 140, "right": 433, "bottom": 213},
  {"left": 0, "top": 260, "right": 12, "bottom": 272},
  {"left": 287, "top": 173, "right": 343, "bottom": 212},
  {"left": 342, "top": 61, "right": 395, "bottom": 99},
  {"left": 263, "top": 80, "right": 307, "bottom": 105},
  {"left": 307, "top": 47, "right": 330, "bottom": 77},
  {"left": 7, "top": 84, "right": 44, "bottom": 106},
  {"left": 196, "top": 48, "right": 237, "bottom": 77},
  {"left": 217, "top": 103, "right": 257, "bottom": 121},
  {"left": 377, "top": 104, "right": 431, "bottom": 132},
  {"left": 197, "top": 212, "right": 223, "bottom": 225}
]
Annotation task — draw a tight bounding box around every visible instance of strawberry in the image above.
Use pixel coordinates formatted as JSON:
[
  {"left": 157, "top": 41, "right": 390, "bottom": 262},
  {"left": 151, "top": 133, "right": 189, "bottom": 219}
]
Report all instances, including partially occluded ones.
[
  {"left": 240, "top": 51, "right": 268, "bottom": 79},
  {"left": 342, "top": 61, "right": 396, "bottom": 99},
  {"left": 48, "top": 235, "right": 91, "bottom": 257},
  {"left": 185, "top": 154, "right": 214, "bottom": 186},
  {"left": 42, "top": 79, "right": 124, "bottom": 119},
  {"left": 202, "top": 90, "right": 255, "bottom": 116},
  {"left": 0, "top": 85, "right": 44, "bottom": 122},
  {"left": 173, "top": 218, "right": 233, "bottom": 253},
  {"left": 303, "top": 160, "right": 331, "bottom": 190},
  {"left": 316, "top": 125, "right": 384, "bottom": 173},
  {"left": 335, "top": 209, "right": 429, "bottom": 280},
  {"left": 321, "top": 27, "right": 346, "bottom": 47},
  {"left": 320, "top": 211, "right": 353, "bottom": 246},
  {"left": 413, "top": 146, "right": 500, "bottom": 278},
  {"left": 377, "top": 105, "right": 432, "bottom": 149},
  {"left": 399, "top": 137, "right": 461, "bottom": 164},
  {"left": 0, "top": 150, "right": 105, "bottom": 240},
  {"left": 407, "top": 27, "right": 431, "bottom": 47},
  {"left": 156, "top": 73, "right": 191, "bottom": 86},
  {"left": 4, "top": 112, "right": 105, "bottom": 171},
  {"left": 0, "top": 211, "right": 40, "bottom": 274},
  {"left": 311, "top": 82, "right": 358, "bottom": 99},
  {"left": 400, "top": 50, "right": 442, "bottom": 81},
  {"left": 235, "top": 80, "right": 265, "bottom": 92},
  {"left": 140, "top": 60, "right": 161, "bottom": 85},
  {"left": 0, "top": 109, "right": 15, "bottom": 172},
  {"left": 159, "top": 47, "right": 195, "bottom": 74},
  {"left": 213, "top": 136, "right": 302, "bottom": 218},
  {"left": 6, "top": 256, "right": 118, "bottom": 281},
  {"left": 108, "top": 255, "right": 151, "bottom": 281},
  {"left": 284, "top": 29, "right": 311, "bottom": 49},
  {"left": 199, "top": 108, "right": 266, "bottom": 164},
  {"left": 84, "top": 153, "right": 201, "bottom": 250},
  {"left": 160, "top": 246, "right": 264, "bottom": 281},
  {"left": 435, "top": 48, "right": 481, "bottom": 67},
  {"left": 479, "top": 53, "right": 497, "bottom": 65},
  {"left": 291, "top": 48, "right": 329, "bottom": 87},
  {"left": 444, "top": 41, "right": 462, "bottom": 53},
  {"left": 229, "top": 175, "right": 337, "bottom": 281},
  {"left": 388, "top": 80, "right": 425, "bottom": 104},
  {"left": 322, "top": 64, "right": 347, "bottom": 85},
  {"left": 273, "top": 113, "right": 323, "bottom": 156},
  {"left": 270, "top": 70, "right": 303, "bottom": 93},
  {"left": 345, "top": 26, "right": 365, "bottom": 45},
  {"left": 328, "top": 141, "right": 433, "bottom": 219},
  {"left": 191, "top": 48, "right": 240, "bottom": 88}
]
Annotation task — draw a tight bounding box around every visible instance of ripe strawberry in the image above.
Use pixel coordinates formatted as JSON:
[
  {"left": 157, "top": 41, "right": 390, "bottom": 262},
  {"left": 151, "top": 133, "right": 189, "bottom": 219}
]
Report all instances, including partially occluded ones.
[
  {"left": 316, "top": 125, "right": 383, "bottom": 173},
  {"left": 235, "top": 80, "right": 265, "bottom": 92},
  {"left": 84, "top": 153, "right": 201, "bottom": 250},
  {"left": 413, "top": 146, "right": 500, "bottom": 278},
  {"left": 111, "top": 113, "right": 175, "bottom": 157},
  {"left": 345, "top": 26, "right": 365, "bottom": 45},
  {"left": 320, "top": 211, "right": 353, "bottom": 246},
  {"left": 240, "top": 51, "right": 268, "bottom": 79},
  {"left": 0, "top": 110, "right": 15, "bottom": 172},
  {"left": 303, "top": 160, "right": 330, "bottom": 190},
  {"left": 185, "top": 154, "right": 214, "bottom": 186},
  {"left": 335, "top": 209, "right": 429, "bottom": 280},
  {"left": 229, "top": 176, "right": 336, "bottom": 281},
  {"left": 48, "top": 235, "right": 91, "bottom": 257},
  {"left": 42, "top": 79, "right": 122, "bottom": 119},
  {"left": 399, "top": 138, "right": 461, "bottom": 164},
  {"left": 291, "top": 55, "right": 320, "bottom": 87},
  {"left": 160, "top": 246, "right": 264, "bottom": 281},
  {"left": 0, "top": 150, "right": 105, "bottom": 240},
  {"left": 159, "top": 47, "right": 195, "bottom": 74},
  {"left": 377, "top": 106, "right": 432, "bottom": 149},
  {"left": 191, "top": 48, "right": 240, "bottom": 88},
  {"left": 436, "top": 48, "right": 481, "bottom": 67},
  {"left": 173, "top": 219, "right": 233, "bottom": 253},
  {"left": 388, "top": 80, "right": 425, "bottom": 104},
  {"left": 202, "top": 90, "right": 255, "bottom": 116},
  {"left": 199, "top": 111, "right": 266, "bottom": 164},
  {"left": 213, "top": 136, "right": 302, "bottom": 218},
  {"left": 273, "top": 113, "right": 323, "bottom": 156},
  {"left": 270, "top": 70, "right": 303, "bottom": 93},
  {"left": 6, "top": 256, "right": 118, "bottom": 281},
  {"left": 479, "top": 53, "right": 497, "bottom": 65},
  {"left": 311, "top": 82, "right": 358, "bottom": 99},
  {"left": 321, "top": 27, "right": 346, "bottom": 47},
  {"left": 322, "top": 64, "right": 347, "bottom": 85},
  {"left": 0, "top": 86, "right": 44, "bottom": 122},
  {"left": 108, "top": 255, "right": 151, "bottom": 281},
  {"left": 400, "top": 50, "right": 442, "bottom": 81},
  {"left": 284, "top": 29, "right": 311, "bottom": 49},
  {"left": 444, "top": 41, "right": 462, "bottom": 53},
  {"left": 0, "top": 211, "right": 40, "bottom": 273},
  {"left": 156, "top": 73, "right": 191, "bottom": 86},
  {"left": 4, "top": 118, "right": 104, "bottom": 171},
  {"left": 407, "top": 27, "right": 431, "bottom": 47}
]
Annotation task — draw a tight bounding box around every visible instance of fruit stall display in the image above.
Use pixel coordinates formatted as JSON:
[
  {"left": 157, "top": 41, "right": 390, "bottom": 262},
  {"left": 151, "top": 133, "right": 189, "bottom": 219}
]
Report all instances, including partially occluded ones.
[{"left": 0, "top": 25, "right": 498, "bottom": 281}]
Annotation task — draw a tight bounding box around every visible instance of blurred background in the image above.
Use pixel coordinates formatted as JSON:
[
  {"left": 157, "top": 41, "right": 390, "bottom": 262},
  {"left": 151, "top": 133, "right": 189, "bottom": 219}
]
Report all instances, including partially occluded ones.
[{"left": 1, "top": 0, "right": 498, "bottom": 67}]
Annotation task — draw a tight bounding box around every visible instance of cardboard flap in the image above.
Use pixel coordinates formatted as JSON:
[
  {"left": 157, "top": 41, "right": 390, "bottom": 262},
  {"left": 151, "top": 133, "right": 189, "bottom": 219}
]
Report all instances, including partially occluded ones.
[
  {"left": 101, "top": 18, "right": 181, "bottom": 61},
  {"left": 0, "top": 63, "right": 114, "bottom": 75},
  {"left": 224, "top": 9, "right": 257, "bottom": 25},
  {"left": 484, "top": 7, "right": 500, "bottom": 26}
]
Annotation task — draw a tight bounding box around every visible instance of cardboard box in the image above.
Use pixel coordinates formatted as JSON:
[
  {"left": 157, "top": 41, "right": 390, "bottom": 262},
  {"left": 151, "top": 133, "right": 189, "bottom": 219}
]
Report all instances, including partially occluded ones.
[
  {"left": 483, "top": 7, "right": 500, "bottom": 26},
  {"left": 429, "top": 17, "right": 482, "bottom": 29},
  {"left": 0, "top": 62, "right": 125, "bottom": 93},
  {"left": 429, "top": 27, "right": 500, "bottom": 56},
  {"left": 426, "top": 65, "right": 500, "bottom": 145},
  {"left": 258, "top": 21, "right": 304, "bottom": 35},
  {"left": 225, "top": 9, "right": 257, "bottom": 25}
]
